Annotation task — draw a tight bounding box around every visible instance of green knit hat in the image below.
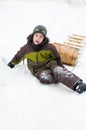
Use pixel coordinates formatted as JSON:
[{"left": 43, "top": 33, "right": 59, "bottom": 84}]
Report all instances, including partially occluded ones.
[{"left": 33, "top": 25, "right": 47, "bottom": 37}]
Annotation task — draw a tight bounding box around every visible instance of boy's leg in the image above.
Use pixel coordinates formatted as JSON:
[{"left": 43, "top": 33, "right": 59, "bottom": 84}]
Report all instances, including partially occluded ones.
[
  {"left": 35, "top": 69, "right": 58, "bottom": 84},
  {"left": 51, "top": 64, "right": 81, "bottom": 90}
]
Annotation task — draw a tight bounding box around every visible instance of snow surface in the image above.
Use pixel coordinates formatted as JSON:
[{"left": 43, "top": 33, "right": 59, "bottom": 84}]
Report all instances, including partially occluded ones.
[{"left": 0, "top": 0, "right": 86, "bottom": 130}]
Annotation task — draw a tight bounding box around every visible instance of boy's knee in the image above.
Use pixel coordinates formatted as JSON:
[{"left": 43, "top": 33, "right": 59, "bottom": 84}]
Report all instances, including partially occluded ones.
[{"left": 36, "top": 69, "right": 56, "bottom": 84}]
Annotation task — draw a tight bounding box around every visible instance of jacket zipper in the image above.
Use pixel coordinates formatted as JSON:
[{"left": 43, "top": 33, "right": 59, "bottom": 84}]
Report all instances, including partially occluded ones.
[{"left": 36, "top": 51, "right": 39, "bottom": 65}]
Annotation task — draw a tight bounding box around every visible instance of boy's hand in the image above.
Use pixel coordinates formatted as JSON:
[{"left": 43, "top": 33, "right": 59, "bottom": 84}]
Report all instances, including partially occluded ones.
[{"left": 8, "top": 62, "right": 14, "bottom": 68}]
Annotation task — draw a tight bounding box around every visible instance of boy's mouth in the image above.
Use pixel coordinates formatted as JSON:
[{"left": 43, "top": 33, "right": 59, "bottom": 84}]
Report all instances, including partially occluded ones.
[{"left": 35, "top": 40, "right": 40, "bottom": 44}]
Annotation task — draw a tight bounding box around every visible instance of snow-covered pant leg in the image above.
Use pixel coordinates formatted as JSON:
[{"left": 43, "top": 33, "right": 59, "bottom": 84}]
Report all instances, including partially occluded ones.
[
  {"left": 35, "top": 69, "right": 57, "bottom": 84},
  {"left": 51, "top": 64, "right": 81, "bottom": 90}
]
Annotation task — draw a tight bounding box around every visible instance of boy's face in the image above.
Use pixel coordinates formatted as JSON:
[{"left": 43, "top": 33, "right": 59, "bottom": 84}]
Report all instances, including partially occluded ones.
[{"left": 33, "top": 32, "right": 44, "bottom": 45}]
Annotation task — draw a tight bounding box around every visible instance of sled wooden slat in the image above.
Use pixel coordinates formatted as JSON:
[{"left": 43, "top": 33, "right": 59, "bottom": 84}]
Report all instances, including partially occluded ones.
[
  {"left": 72, "top": 34, "right": 86, "bottom": 38},
  {"left": 64, "top": 34, "right": 86, "bottom": 54},
  {"left": 63, "top": 42, "right": 83, "bottom": 48}
]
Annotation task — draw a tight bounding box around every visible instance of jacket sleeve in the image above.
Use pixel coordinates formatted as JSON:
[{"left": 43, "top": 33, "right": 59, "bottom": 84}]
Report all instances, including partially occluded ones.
[
  {"left": 10, "top": 44, "right": 28, "bottom": 65},
  {"left": 50, "top": 44, "right": 64, "bottom": 67}
]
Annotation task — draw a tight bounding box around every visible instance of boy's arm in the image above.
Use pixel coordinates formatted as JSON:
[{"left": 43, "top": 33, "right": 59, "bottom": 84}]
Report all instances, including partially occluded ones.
[
  {"left": 50, "top": 44, "right": 64, "bottom": 67},
  {"left": 8, "top": 44, "right": 28, "bottom": 68}
]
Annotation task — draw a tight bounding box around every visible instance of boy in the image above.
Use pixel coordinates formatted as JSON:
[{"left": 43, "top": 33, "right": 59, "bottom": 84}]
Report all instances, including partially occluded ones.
[{"left": 8, "top": 25, "right": 86, "bottom": 93}]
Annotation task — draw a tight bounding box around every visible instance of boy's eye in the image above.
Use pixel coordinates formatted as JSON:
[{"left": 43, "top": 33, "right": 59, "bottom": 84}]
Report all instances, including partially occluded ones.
[
  {"left": 40, "top": 35, "right": 43, "bottom": 38},
  {"left": 35, "top": 34, "right": 38, "bottom": 37}
]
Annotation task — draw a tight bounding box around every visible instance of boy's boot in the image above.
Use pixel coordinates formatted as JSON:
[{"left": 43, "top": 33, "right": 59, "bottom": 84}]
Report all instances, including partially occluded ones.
[{"left": 74, "top": 80, "right": 86, "bottom": 93}]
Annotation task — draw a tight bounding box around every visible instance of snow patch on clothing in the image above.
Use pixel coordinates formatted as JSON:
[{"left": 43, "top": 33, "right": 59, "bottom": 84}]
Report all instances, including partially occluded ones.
[
  {"left": 53, "top": 66, "right": 74, "bottom": 79},
  {"left": 40, "top": 70, "right": 53, "bottom": 81}
]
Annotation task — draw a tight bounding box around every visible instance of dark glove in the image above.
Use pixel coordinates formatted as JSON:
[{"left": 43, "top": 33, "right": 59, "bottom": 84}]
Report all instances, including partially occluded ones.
[{"left": 8, "top": 62, "right": 15, "bottom": 68}]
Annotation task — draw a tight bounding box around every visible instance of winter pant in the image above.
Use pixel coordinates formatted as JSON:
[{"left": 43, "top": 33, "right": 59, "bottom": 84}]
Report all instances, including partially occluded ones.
[{"left": 35, "top": 64, "right": 81, "bottom": 90}]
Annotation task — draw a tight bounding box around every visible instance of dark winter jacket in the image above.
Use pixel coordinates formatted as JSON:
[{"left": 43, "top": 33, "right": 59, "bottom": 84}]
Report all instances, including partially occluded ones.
[{"left": 10, "top": 34, "right": 63, "bottom": 75}]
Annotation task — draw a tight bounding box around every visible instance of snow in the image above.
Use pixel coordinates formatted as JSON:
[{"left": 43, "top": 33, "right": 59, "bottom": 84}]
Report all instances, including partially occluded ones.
[{"left": 0, "top": 0, "right": 86, "bottom": 130}]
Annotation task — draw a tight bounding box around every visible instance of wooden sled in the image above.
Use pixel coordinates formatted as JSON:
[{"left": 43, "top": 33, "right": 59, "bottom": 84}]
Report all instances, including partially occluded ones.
[
  {"left": 53, "top": 42, "right": 79, "bottom": 66},
  {"left": 53, "top": 34, "right": 86, "bottom": 66}
]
